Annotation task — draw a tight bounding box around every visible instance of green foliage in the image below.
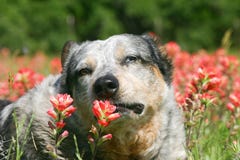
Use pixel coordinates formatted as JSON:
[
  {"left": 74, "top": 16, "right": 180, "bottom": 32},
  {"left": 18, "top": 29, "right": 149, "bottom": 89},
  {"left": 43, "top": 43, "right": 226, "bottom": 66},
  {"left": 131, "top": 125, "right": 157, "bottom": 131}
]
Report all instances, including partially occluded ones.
[
  {"left": 0, "top": 0, "right": 74, "bottom": 53},
  {"left": 0, "top": 0, "right": 240, "bottom": 53},
  {"left": 187, "top": 122, "right": 240, "bottom": 160},
  {"left": 6, "top": 111, "right": 34, "bottom": 160}
]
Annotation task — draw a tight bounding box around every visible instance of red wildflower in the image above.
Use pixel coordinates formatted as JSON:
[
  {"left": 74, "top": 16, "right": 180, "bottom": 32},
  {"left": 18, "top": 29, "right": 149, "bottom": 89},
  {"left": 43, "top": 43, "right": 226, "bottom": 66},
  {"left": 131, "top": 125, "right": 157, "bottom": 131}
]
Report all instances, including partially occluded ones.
[
  {"left": 50, "top": 94, "right": 73, "bottom": 111},
  {"left": 14, "top": 68, "right": 34, "bottom": 82},
  {"left": 56, "top": 120, "right": 66, "bottom": 129},
  {"left": 47, "top": 94, "right": 76, "bottom": 143},
  {"left": 88, "top": 100, "right": 119, "bottom": 160},
  {"left": 48, "top": 94, "right": 76, "bottom": 121},
  {"left": 14, "top": 68, "right": 44, "bottom": 88},
  {"left": 0, "top": 82, "right": 10, "bottom": 98},
  {"left": 175, "top": 91, "right": 186, "bottom": 105},
  {"left": 92, "top": 100, "right": 121, "bottom": 127},
  {"left": 50, "top": 57, "right": 62, "bottom": 74},
  {"left": 60, "top": 130, "right": 69, "bottom": 139},
  {"left": 202, "top": 76, "right": 221, "bottom": 91},
  {"left": 47, "top": 94, "right": 76, "bottom": 154},
  {"left": 196, "top": 67, "right": 206, "bottom": 79},
  {"left": 229, "top": 92, "right": 240, "bottom": 107},
  {"left": 47, "top": 108, "right": 57, "bottom": 119},
  {"left": 97, "top": 119, "right": 109, "bottom": 127},
  {"left": 63, "top": 105, "right": 77, "bottom": 117},
  {"left": 12, "top": 68, "right": 44, "bottom": 98},
  {"left": 189, "top": 67, "right": 222, "bottom": 93},
  {"left": 227, "top": 103, "right": 235, "bottom": 112},
  {"left": 199, "top": 93, "right": 214, "bottom": 102},
  {"left": 101, "top": 134, "right": 112, "bottom": 141},
  {"left": 88, "top": 135, "right": 95, "bottom": 143},
  {"left": 165, "top": 41, "right": 181, "bottom": 57}
]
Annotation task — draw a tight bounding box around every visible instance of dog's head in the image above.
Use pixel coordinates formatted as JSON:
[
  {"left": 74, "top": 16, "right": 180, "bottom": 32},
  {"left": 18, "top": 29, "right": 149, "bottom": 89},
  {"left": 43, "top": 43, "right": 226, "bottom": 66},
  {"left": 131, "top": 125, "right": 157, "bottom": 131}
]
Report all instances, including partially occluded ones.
[{"left": 60, "top": 34, "right": 173, "bottom": 126}]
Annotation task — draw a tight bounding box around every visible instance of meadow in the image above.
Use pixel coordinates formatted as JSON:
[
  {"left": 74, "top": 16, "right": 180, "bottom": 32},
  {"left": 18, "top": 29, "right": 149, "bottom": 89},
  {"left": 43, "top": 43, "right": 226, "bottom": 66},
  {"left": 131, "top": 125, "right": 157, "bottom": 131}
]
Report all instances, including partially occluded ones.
[{"left": 0, "top": 42, "right": 239, "bottom": 159}]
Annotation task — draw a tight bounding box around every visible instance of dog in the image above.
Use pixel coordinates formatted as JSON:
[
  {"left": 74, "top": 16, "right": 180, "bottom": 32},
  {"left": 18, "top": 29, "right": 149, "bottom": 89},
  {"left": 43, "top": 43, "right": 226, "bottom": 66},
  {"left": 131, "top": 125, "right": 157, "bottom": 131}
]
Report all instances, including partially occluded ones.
[{"left": 0, "top": 34, "right": 186, "bottom": 160}]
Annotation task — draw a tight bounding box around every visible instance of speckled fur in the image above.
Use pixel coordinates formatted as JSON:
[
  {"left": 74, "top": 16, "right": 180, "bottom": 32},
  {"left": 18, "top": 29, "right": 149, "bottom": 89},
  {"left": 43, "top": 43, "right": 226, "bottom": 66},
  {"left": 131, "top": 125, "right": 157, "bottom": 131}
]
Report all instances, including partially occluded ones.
[{"left": 0, "top": 34, "right": 186, "bottom": 160}]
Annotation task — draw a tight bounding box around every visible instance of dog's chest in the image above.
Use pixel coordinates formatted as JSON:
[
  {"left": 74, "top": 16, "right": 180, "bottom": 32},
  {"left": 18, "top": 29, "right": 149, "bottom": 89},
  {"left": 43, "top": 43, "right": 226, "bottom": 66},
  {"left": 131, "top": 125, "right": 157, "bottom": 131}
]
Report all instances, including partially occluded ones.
[{"left": 98, "top": 119, "right": 161, "bottom": 160}]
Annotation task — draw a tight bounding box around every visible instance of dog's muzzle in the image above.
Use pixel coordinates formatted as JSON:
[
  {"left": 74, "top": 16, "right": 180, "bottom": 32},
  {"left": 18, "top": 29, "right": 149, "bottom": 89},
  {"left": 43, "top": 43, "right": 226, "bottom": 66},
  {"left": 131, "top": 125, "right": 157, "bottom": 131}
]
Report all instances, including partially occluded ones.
[{"left": 93, "top": 74, "right": 145, "bottom": 115}]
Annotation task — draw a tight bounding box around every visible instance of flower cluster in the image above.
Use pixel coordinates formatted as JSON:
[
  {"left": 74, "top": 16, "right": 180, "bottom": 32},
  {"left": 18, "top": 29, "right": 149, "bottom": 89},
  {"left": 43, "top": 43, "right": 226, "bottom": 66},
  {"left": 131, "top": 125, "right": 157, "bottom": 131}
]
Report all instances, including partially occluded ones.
[
  {"left": 88, "top": 100, "right": 121, "bottom": 159},
  {"left": 48, "top": 94, "right": 76, "bottom": 130},
  {"left": 92, "top": 100, "right": 121, "bottom": 127},
  {"left": 179, "top": 67, "right": 222, "bottom": 148},
  {"left": 14, "top": 68, "right": 44, "bottom": 94},
  {"left": 88, "top": 125, "right": 113, "bottom": 156},
  {"left": 47, "top": 94, "right": 76, "bottom": 158},
  {"left": 181, "top": 67, "right": 222, "bottom": 111},
  {"left": 50, "top": 57, "right": 62, "bottom": 74},
  {"left": 165, "top": 42, "right": 240, "bottom": 147},
  {"left": 0, "top": 68, "right": 44, "bottom": 100},
  {"left": 46, "top": 98, "right": 120, "bottom": 159},
  {"left": 227, "top": 92, "right": 240, "bottom": 112},
  {"left": 0, "top": 52, "right": 61, "bottom": 100}
]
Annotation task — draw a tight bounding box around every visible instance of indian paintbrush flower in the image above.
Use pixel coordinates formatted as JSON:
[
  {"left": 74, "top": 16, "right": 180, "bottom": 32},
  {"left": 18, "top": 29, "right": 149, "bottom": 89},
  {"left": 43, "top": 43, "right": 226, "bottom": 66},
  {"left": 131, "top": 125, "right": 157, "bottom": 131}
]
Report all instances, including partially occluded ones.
[
  {"left": 47, "top": 93, "right": 76, "bottom": 159},
  {"left": 92, "top": 100, "right": 121, "bottom": 127},
  {"left": 89, "top": 100, "right": 121, "bottom": 160}
]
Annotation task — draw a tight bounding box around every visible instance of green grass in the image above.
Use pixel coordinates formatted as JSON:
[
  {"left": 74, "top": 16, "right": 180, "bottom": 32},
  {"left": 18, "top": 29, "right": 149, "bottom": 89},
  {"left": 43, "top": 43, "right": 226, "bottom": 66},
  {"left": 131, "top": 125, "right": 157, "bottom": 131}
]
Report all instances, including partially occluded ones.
[
  {"left": 187, "top": 111, "right": 240, "bottom": 160},
  {"left": 189, "top": 126, "right": 232, "bottom": 159},
  {"left": 6, "top": 111, "right": 34, "bottom": 160}
]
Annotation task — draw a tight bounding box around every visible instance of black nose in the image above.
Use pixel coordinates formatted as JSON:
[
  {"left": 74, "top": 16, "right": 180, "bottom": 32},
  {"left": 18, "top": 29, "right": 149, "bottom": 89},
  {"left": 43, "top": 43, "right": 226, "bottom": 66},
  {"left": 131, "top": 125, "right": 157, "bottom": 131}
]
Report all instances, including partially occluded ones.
[{"left": 93, "top": 74, "right": 119, "bottom": 99}]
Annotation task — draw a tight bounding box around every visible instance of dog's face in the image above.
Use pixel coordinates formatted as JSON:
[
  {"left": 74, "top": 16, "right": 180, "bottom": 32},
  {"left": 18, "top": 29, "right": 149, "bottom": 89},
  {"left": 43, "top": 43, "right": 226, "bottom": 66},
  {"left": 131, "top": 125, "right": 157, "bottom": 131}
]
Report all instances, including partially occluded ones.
[{"left": 60, "top": 34, "right": 172, "bottom": 127}]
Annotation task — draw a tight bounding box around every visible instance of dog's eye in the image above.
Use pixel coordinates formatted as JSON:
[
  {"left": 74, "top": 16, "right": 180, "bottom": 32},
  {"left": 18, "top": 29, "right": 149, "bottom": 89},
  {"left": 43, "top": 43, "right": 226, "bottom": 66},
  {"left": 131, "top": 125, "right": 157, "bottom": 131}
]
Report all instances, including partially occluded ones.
[
  {"left": 124, "top": 55, "right": 138, "bottom": 64},
  {"left": 78, "top": 68, "right": 92, "bottom": 76}
]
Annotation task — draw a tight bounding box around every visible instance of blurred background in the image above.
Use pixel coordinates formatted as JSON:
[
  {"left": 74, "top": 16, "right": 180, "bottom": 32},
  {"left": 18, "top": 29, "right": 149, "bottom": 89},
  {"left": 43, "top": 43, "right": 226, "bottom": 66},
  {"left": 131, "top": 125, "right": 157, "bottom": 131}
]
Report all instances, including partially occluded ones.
[{"left": 0, "top": 0, "right": 240, "bottom": 54}]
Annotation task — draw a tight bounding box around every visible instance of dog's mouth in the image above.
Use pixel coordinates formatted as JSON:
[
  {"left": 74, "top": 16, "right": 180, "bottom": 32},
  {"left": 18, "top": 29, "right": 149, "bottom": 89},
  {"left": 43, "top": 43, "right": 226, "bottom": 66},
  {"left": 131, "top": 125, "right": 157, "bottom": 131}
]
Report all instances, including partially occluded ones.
[{"left": 113, "top": 103, "right": 145, "bottom": 115}]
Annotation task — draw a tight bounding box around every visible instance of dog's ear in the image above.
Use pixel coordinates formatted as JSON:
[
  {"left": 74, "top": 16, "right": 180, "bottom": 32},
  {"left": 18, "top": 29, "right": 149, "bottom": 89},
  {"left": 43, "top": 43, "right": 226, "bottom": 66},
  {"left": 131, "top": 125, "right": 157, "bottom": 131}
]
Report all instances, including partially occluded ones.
[
  {"left": 145, "top": 32, "right": 167, "bottom": 55},
  {"left": 60, "top": 41, "right": 78, "bottom": 94},
  {"left": 61, "top": 41, "right": 78, "bottom": 68},
  {"left": 145, "top": 32, "right": 162, "bottom": 47},
  {"left": 141, "top": 33, "right": 173, "bottom": 86}
]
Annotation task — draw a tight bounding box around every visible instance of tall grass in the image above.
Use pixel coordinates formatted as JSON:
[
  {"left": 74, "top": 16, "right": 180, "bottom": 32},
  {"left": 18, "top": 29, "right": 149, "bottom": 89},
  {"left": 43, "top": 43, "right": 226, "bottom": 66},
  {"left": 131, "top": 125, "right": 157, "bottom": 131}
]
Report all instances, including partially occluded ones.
[{"left": 5, "top": 111, "right": 34, "bottom": 160}]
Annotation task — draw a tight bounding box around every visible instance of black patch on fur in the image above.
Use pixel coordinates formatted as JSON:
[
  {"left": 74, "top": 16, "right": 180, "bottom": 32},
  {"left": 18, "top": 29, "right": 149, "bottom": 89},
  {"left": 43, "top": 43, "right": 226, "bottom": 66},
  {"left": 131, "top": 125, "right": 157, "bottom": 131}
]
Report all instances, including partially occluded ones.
[
  {"left": 0, "top": 104, "right": 14, "bottom": 159},
  {"left": 60, "top": 52, "right": 83, "bottom": 96},
  {"left": 60, "top": 41, "right": 90, "bottom": 96},
  {"left": 61, "top": 41, "right": 77, "bottom": 68},
  {"left": 0, "top": 99, "right": 11, "bottom": 112},
  {"left": 60, "top": 57, "right": 75, "bottom": 95},
  {"left": 141, "top": 35, "right": 173, "bottom": 86}
]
